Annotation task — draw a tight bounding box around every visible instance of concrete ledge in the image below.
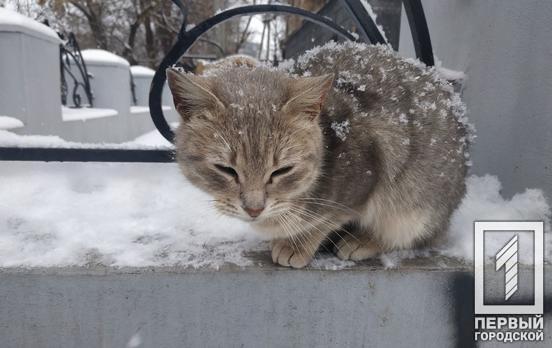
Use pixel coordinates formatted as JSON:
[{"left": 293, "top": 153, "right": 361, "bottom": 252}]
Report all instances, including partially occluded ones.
[{"left": 0, "top": 254, "right": 550, "bottom": 347}]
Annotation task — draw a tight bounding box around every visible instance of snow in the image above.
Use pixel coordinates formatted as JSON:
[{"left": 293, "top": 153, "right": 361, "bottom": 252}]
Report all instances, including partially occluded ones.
[
  {"left": 440, "top": 175, "right": 550, "bottom": 264},
  {"left": 434, "top": 56, "right": 466, "bottom": 81},
  {"left": 311, "top": 254, "right": 355, "bottom": 270},
  {"left": 129, "top": 106, "right": 172, "bottom": 115},
  {"left": 0, "top": 116, "right": 24, "bottom": 130},
  {"left": 0, "top": 162, "right": 547, "bottom": 269},
  {"left": 130, "top": 65, "right": 155, "bottom": 77},
  {"left": 0, "top": 8, "right": 61, "bottom": 44},
  {"left": 128, "top": 123, "right": 178, "bottom": 148},
  {"left": 81, "top": 49, "right": 130, "bottom": 67},
  {"left": 127, "top": 332, "right": 143, "bottom": 348},
  {"left": 62, "top": 106, "right": 118, "bottom": 122},
  {"left": 0, "top": 162, "right": 264, "bottom": 268},
  {"left": 0, "top": 129, "right": 173, "bottom": 150},
  {"left": 330, "top": 120, "right": 351, "bottom": 141},
  {"left": 437, "top": 66, "right": 466, "bottom": 81},
  {"left": 359, "top": 0, "right": 389, "bottom": 44}
]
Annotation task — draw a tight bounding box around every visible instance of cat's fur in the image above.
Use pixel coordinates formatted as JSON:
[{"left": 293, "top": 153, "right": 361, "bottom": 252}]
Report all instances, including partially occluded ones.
[{"left": 166, "top": 42, "right": 469, "bottom": 268}]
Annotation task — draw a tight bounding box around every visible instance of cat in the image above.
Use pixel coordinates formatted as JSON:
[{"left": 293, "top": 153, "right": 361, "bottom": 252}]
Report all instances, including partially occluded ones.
[{"left": 166, "top": 41, "right": 470, "bottom": 268}]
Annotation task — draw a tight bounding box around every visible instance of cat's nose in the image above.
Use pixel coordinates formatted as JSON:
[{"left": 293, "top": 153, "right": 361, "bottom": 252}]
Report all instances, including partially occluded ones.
[{"left": 244, "top": 206, "right": 264, "bottom": 218}]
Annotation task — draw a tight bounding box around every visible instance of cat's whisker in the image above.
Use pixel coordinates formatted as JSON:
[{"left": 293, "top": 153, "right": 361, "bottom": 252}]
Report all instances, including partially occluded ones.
[
  {"left": 292, "top": 197, "right": 360, "bottom": 216},
  {"left": 292, "top": 200, "right": 360, "bottom": 217},
  {"left": 287, "top": 207, "right": 345, "bottom": 253},
  {"left": 277, "top": 215, "right": 302, "bottom": 255},
  {"left": 283, "top": 213, "right": 327, "bottom": 272},
  {"left": 287, "top": 204, "right": 360, "bottom": 251},
  {"left": 278, "top": 214, "right": 315, "bottom": 269},
  {"left": 286, "top": 211, "right": 336, "bottom": 256},
  {"left": 284, "top": 212, "right": 318, "bottom": 258}
]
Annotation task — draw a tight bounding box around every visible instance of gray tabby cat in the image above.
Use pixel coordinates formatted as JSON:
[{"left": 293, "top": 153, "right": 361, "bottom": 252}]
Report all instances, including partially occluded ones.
[{"left": 166, "top": 42, "right": 469, "bottom": 268}]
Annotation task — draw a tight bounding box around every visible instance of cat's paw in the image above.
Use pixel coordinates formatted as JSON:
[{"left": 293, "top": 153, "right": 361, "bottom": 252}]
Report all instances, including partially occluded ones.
[
  {"left": 335, "top": 235, "right": 380, "bottom": 261},
  {"left": 271, "top": 239, "right": 312, "bottom": 269}
]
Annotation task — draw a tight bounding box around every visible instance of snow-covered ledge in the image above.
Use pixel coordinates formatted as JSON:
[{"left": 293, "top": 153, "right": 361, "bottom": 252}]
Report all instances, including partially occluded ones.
[{"left": 0, "top": 162, "right": 549, "bottom": 346}]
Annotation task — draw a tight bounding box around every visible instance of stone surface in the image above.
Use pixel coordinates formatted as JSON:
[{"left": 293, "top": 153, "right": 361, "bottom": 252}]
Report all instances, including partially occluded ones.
[
  {"left": 399, "top": 0, "right": 552, "bottom": 201},
  {"left": 0, "top": 254, "right": 550, "bottom": 347}
]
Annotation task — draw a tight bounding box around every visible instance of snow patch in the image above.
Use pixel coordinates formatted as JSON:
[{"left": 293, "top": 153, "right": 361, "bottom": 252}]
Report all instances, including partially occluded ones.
[
  {"left": 437, "top": 66, "right": 466, "bottom": 81},
  {"left": 311, "top": 254, "right": 355, "bottom": 270},
  {"left": 130, "top": 65, "right": 155, "bottom": 77},
  {"left": 128, "top": 123, "right": 178, "bottom": 147},
  {"left": 62, "top": 106, "right": 118, "bottom": 121},
  {"left": 330, "top": 120, "right": 350, "bottom": 141},
  {"left": 129, "top": 106, "right": 171, "bottom": 115},
  {"left": 0, "top": 116, "right": 24, "bottom": 130},
  {"left": 82, "top": 49, "right": 130, "bottom": 67},
  {"left": 0, "top": 8, "right": 60, "bottom": 44},
  {"left": 126, "top": 332, "right": 142, "bottom": 348},
  {"left": 0, "top": 129, "right": 172, "bottom": 150},
  {"left": 441, "top": 175, "right": 550, "bottom": 263}
]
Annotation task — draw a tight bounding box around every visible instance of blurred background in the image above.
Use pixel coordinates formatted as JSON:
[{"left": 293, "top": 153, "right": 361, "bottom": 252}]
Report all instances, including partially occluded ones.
[{"left": 0, "top": 0, "right": 401, "bottom": 66}]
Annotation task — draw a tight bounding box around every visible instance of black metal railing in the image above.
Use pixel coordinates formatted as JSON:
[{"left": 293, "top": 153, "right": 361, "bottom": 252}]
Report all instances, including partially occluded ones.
[
  {"left": 130, "top": 71, "right": 138, "bottom": 106},
  {"left": 59, "top": 32, "right": 94, "bottom": 108},
  {"left": 0, "top": 0, "right": 434, "bottom": 162}
]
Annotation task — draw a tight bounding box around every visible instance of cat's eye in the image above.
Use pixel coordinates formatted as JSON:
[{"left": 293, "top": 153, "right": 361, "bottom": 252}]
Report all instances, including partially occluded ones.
[
  {"left": 214, "top": 164, "right": 238, "bottom": 178},
  {"left": 270, "top": 166, "right": 294, "bottom": 179}
]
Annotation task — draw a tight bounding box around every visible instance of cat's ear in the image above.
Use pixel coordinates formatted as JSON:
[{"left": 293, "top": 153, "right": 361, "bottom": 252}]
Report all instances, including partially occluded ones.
[
  {"left": 282, "top": 74, "right": 334, "bottom": 119},
  {"left": 166, "top": 68, "right": 225, "bottom": 120}
]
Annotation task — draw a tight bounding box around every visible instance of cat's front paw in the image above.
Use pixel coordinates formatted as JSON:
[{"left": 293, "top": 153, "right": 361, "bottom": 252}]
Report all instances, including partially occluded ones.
[
  {"left": 271, "top": 239, "right": 312, "bottom": 269},
  {"left": 335, "top": 235, "right": 381, "bottom": 261}
]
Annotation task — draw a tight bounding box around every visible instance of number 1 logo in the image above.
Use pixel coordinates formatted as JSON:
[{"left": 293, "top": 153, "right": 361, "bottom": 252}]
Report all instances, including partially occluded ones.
[{"left": 495, "top": 234, "right": 519, "bottom": 301}]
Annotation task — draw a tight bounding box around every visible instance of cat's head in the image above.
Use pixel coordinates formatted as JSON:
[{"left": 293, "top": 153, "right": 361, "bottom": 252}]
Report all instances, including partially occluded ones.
[{"left": 166, "top": 66, "right": 333, "bottom": 225}]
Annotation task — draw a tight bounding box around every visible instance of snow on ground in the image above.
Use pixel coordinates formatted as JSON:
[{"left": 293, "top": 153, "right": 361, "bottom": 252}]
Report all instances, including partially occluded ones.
[
  {"left": 0, "top": 162, "right": 264, "bottom": 268},
  {"left": 0, "top": 160, "right": 548, "bottom": 268}
]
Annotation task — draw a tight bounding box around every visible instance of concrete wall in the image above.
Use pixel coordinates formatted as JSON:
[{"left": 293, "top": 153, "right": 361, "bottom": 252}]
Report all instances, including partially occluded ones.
[
  {"left": 0, "top": 9, "right": 177, "bottom": 145},
  {"left": 131, "top": 66, "right": 154, "bottom": 107},
  {"left": 0, "top": 11, "right": 62, "bottom": 136},
  {"left": 81, "top": 49, "right": 132, "bottom": 116},
  {"left": 399, "top": 0, "right": 552, "bottom": 199},
  {"left": 0, "top": 256, "right": 550, "bottom": 348}
]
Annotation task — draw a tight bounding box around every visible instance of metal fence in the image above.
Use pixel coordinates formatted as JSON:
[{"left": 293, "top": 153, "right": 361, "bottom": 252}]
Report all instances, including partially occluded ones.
[{"left": 0, "top": 0, "right": 433, "bottom": 163}]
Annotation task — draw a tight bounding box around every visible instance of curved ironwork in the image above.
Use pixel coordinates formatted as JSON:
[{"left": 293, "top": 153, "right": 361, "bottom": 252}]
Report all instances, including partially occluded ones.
[
  {"left": 149, "top": 0, "right": 434, "bottom": 144},
  {"left": 149, "top": 3, "right": 362, "bottom": 143},
  {"left": 59, "top": 33, "right": 94, "bottom": 108},
  {"left": 402, "top": 0, "right": 434, "bottom": 66},
  {"left": 130, "top": 71, "right": 138, "bottom": 106},
  {"left": 342, "top": 0, "right": 387, "bottom": 46},
  {"left": 1, "top": 0, "right": 434, "bottom": 163}
]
